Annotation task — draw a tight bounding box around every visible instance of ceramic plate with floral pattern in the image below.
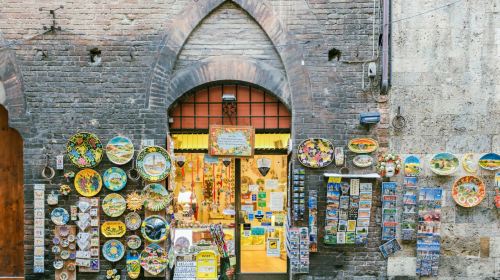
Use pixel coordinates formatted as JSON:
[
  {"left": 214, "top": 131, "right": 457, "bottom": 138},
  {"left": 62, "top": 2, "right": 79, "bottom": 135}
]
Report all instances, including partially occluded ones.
[
  {"left": 452, "top": 175, "right": 485, "bottom": 207},
  {"left": 51, "top": 208, "right": 69, "bottom": 225},
  {"left": 102, "top": 239, "right": 125, "bottom": 262},
  {"left": 74, "top": 169, "right": 102, "bottom": 197},
  {"left": 136, "top": 146, "right": 172, "bottom": 182},
  {"left": 103, "top": 167, "right": 127, "bottom": 191},
  {"left": 297, "top": 138, "right": 334, "bottom": 168},
  {"left": 66, "top": 132, "right": 103, "bottom": 168},
  {"left": 125, "top": 212, "right": 142, "bottom": 231},
  {"left": 140, "top": 243, "right": 167, "bottom": 275}
]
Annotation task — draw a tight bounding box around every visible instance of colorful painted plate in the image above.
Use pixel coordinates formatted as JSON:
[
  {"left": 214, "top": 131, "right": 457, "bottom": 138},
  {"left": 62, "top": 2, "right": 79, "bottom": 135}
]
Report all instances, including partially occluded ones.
[
  {"left": 127, "top": 235, "right": 142, "bottom": 250},
  {"left": 142, "top": 183, "right": 171, "bottom": 211},
  {"left": 74, "top": 169, "right": 102, "bottom": 197},
  {"left": 101, "top": 221, "right": 127, "bottom": 238},
  {"left": 140, "top": 243, "right": 167, "bottom": 275},
  {"left": 452, "top": 176, "right": 486, "bottom": 207},
  {"left": 125, "top": 212, "right": 142, "bottom": 231},
  {"left": 462, "top": 153, "right": 478, "bottom": 173},
  {"left": 51, "top": 208, "right": 69, "bottom": 225},
  {"left": 66, "top": 132, "right": 103, "bottom": 168},
  {"left": 102, "top": 193, "right": 126, "bottom": 217},
  {"left": 297, "top": 138, "right": 334, "bottom": 168},
  {"left": 348, "top": 138, "right": 378, "bottom": 154},
  {"left": 430, "top": 153, "right": 459, "bottom": 175},
  {"left": 102, "top": 239, "right": 125, "bottom": 262},
  {"left": 404, "top": 155, "right": 421, "bottom": 176},
  {"left": 106, "top": 136, "right": 134, "bottom": 165},
  {"left": 127, "top": 250, "right": 141, "bottom": 279},
  {"left": 478, "top": 153, "right": 500, "bottom": 171},
  {"left": 136, "top": 146, "right": 172, "bottom": 182},
  {"left": 495, "top": 172, "right": 500, "bottom": 208},
  {"left": 141, "top": 215, "right": 169, "bottom": 243},
  {"left": 353, "top": 154, "right": 374, "bottom": 168},
  {"left": 103, "top": 167, "right": 127, "bottom": 191}
]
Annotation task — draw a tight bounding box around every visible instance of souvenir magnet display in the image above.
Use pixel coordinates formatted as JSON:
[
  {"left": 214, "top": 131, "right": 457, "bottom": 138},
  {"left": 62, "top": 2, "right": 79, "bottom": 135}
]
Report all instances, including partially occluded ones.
[
  {"left": 102, "top": 193, "right": 127, "bottom": 217},
  {"left": 141, "top": 215, "right": 169, "bottom": 243},
  {"left": 66, "top": 132, "right": 103, "bottom": 168},
  {"left": 125, "top": 212, "right": 142, "bottom": 231},
  {"left": 140, "top": 243, "right": 168, "bottom": 275},
  {"left": 430, "top": 153, "right": 459, "bottom": 176},
  {"left": 478, "top": 153, "right": 500, "bottom": 171},
  {"left": 102, "top": 239, "right": 125, "bottom": 262},
  {"left": 347, "top": 138, "right": 378, "bottom": 154},
  {"left": 462, "top": 153, "right": 478, "bottom": 173},
  {"left": 452, "top": 176, "right": 486, "bottom": 208},
  {"left": 106, "top": 136, "right": 134, "bottom": 165},
  {"left": 352, "top": 154, "right": 374, "bottom": 168},
  {"left": 74, "top": 169, "right": 102, "bottom": 197},
  {"left": 126, "top": 250, "right": 141, "bottom": 279},
  {"left": 103, "top": 167, "right": 127, "bottom": 191},
  {"left": 51, "top": 208, "right": 70, "bottom": 225},
  {"left": 297, "top": 138, "right": 335, "bottom": 168},
  {"left": 101, "top": 221, "right": 127, "bottom": 238},
  {"left": 33, "top": 184, "right": 45, "bottom": 273},
  {"left": 142, "top": 183, "right": 171, "bottom": 211},
  {"left": 136, "top": 146, "right": 172, "bottom": 182},
  {"left": 404, "top": 155, "right": 421, "bottom": 177},
  {"left": 377, "top": 153, "right": 402, "bottom": 178}
]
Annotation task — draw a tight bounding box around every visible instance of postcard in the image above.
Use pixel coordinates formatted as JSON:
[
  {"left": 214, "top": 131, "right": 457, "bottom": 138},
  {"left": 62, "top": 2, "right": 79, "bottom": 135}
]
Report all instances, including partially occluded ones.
[
  {"left": 404, "top": 176, "right": 418, "bottom": 187},
  {"left": 338, "top": 220, "right": 347, "bottom": 231},
  {"left": 357, "top": 218, "right": 370, "bottom": 227},
  {"left": 340, "top": 196, "right": 350, "bottom": 209},
  {"left": 358, "top": 209, "right": 371, "bottom": 218},
  {"left": 356, "top": 227, "right": 368, "bottom": 235},
  {"left": 379, "top": 238, "right": 402, "bottom": 258},
  {"left": 350, "top": 179, "right": 360, "bottom": 195},
  {"left": 382, "top": 226, "right": 396, "bottom": 240},
  {"left": 337, "top": 232, "right": 346, "bottom": 244},
  {"left": 347, "top": 220, "right": 357, "bottom": 231},
  {"left": 359, "top": 200, "right": 372, "bottom": 209},
  {"left": 360, "top": 183, "right": 372, "bottom": 192},
  {"left": 345, "top": 232, "right": 356, "bottom": 244}
]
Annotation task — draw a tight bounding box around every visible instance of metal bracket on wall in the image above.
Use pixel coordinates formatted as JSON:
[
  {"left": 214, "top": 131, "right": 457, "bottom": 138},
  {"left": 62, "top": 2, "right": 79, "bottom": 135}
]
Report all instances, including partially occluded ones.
[
  {"left": 392, "top": 106, "right": 407, "bottom": 130},
  {"left": 39, "top": 5, "right": 64, "bottom": 33}
]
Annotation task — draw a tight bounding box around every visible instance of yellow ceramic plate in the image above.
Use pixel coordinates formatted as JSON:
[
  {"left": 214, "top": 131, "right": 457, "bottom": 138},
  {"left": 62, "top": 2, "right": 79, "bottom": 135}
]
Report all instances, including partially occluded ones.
[{"left": 74, "top": 169, "right": 102, "bottom": 197}]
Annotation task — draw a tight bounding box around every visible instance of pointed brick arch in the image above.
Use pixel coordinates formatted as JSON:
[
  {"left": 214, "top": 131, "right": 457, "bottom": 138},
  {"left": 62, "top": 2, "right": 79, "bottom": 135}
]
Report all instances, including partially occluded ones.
[{"left": 0, "top": 49, "right": 25, "bottom": 121}]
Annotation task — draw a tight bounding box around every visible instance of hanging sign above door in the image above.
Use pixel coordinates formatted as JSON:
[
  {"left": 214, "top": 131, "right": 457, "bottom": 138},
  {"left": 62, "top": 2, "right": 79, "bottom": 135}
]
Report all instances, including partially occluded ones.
[{"left": 208, "top": 125, "right": 255, "bottom": 157}]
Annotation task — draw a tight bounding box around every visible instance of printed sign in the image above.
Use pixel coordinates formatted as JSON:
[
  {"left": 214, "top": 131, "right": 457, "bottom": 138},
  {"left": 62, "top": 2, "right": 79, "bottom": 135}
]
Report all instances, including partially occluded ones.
[
  {"left": 209, "top": 125, "right": 254, "bottom": 157},
  {"left": 196, "top": 250, "right": 217, "bottom": 279},
  {"left": 267, "top": 237, "right": 281, "bottom": 257}
]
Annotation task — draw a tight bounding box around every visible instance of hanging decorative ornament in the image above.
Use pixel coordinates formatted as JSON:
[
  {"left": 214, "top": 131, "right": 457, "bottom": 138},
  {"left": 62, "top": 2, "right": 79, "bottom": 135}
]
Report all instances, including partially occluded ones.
[
  {"left": 127, "top": 250, "right": 141, "bottom": 279},
  {"left": 222, "top": 158, "right": 231, "bottom": 167},
  {"left": 59, "top": 184, "right": 71, "bottom": 196},
  {"left": 175, "top": 155, "right": 186, "bottom": 168},
  {"left": 47, "top": 191, "right": 59, "bottom": 205},
  {"left": 126, "top": 191, "right": 144, "bottom": 212},
  {"left": 462, "top": 153, "right": 478, "bottom": 173},
  {"left": 297, "top": 138, "right": 335, "bottom": 168},
  {"left": 377, "top": 153, "right": 402, "bottom": 178},
  {"left": 256, "top": 157, "right": 271, "bottom": 176},
  {"left": 140, "top": 243, "right": 167, "bottom": 275}
]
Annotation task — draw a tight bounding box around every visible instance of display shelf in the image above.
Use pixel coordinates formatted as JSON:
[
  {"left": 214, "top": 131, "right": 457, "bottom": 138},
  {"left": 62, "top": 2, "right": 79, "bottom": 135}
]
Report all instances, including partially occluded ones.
[{"left": 323, "top": 173, "right": 381, "bottom": 179}]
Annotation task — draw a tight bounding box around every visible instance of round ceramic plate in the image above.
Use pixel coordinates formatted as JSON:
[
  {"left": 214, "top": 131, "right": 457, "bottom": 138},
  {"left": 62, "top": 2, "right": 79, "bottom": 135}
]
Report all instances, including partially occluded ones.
[
  {"left": 102, "top": 193, "right": 127, "bottom": 217},
  {"left": 142, "top": 183, "right": 171, "bottom": 211},
  {"left": 66, "top": 132, "right": 103, "bottom": 168},
  {"left": 297, "top": 138, "right": 334, "bottom": 168},
  {"left": 429, "top": 152, "right": 459, "bottom": 175},
  {"left": 404, "top": 155, "right": 421, "bottom": 176},
  {"left": 347, "top": 138, "right": 378, "bottom": 154},
  {"left": 452, "top": 175, "right": 486, "bottom": 207},
  {"left": 74, "top": 169, "right": 102, "bottom": 197},
  {"left": 127, "top": 235, "right": 142, "bottom": 250},
  {"left": 53, "top": 260, "right": 64, "bottom": 270},
  {"left": 106, "top": 136, "right": 134, "bottom": 165},
  {"left": 353, "top": 154, "right": 374, "bottom": 168},
  {"left": 125, "top": 212, "right": 142, "bottom": 231},
  {"left": 102, "top": 239, "right": 125, "bottom": 262},
  {"left": 478, "top": 153, "right": 500, "bottom": 171},
  {"left": 140, "top": 243, "right": 167, "bottom": 275},
  {"left": 136, "top": 146, "right": 172, "bottom": 182},
  {"left": 51, "top": 208, "right": 69, "bottom": 225},
  {"left": 103, "top": 167, "right": 127, "bottom": 191},
  {"left": 141, "top": 215, "right": 169, "bottom": 243}
]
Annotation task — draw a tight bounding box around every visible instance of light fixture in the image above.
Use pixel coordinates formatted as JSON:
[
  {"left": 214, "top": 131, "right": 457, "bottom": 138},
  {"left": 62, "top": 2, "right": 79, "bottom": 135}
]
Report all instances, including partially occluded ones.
[
  {"left": 222, "top": 93, "right": 237, "bottom": 118},
  {"left": 257, "top": 158, "right": 271, "bottom": 177},
  {"left": 176, "top": 155, "right": 185, "bottom": 167},
  {"left": 222, "top": 158, "right": 231, "bottom": 167},
  {"left": 359, "top": 112, "right": 380, "bottom": 126}
]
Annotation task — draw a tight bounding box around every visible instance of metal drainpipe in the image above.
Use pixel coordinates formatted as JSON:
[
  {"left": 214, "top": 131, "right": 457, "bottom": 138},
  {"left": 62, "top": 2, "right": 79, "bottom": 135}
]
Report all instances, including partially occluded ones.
[{"left": 381, "top": 0, "right": 391, "bottom": 94}]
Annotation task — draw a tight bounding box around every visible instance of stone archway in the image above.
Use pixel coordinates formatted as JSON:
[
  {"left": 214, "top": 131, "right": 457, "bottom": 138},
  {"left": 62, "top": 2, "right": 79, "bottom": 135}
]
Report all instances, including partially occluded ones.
[{"left": 0, "top": 48, "right": 25, "bottom": 121}]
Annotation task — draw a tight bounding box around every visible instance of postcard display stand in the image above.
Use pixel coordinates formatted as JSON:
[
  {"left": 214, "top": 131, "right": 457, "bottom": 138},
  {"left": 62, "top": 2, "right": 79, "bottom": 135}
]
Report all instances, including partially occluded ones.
[
  {"left": 381, "top": 182, "right": 398, "bottom": 241},
  {"left": 416, "top": 188, "right": 442, "bottom": 276},
  {"left": 401, "top": 177, "right": 418, "bottom": 241},
  {"left": 173, "top": 258, "right": 196, "bottom": 280},
  {"left": 324, "top": 177, "right": 372, "bottom": 245},
  {"left": 55, "top": 225, "right": 77, "bottom": 280},
  {"left": 292, "top": 168, "right": 306, "bottom": 221},
  {"left": 77, "top": 197, "right": 100, "bottom": 272},
  {"left": 33, "top": 184, "right": 45, "bottom": 273},
  {"left": 308, "top": 190, "right": 318, "bottom": 252},
  {"left": 285, "top": 216, "right": 309, "bottom": 274}
]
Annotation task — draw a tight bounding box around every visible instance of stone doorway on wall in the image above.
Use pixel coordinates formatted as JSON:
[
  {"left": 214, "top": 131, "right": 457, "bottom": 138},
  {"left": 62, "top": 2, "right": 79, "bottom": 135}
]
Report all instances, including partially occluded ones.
[{"left": 169, "top": 81, "right": 291, "bottom": 279}]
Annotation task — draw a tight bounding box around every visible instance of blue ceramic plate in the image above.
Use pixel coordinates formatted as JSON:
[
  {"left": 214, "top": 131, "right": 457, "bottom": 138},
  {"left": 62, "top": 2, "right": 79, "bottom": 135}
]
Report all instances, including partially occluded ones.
[
  {"left": 478, "top": 153, "right": 500, "bottom": 171},
  {"left": 102, "top": 239, "right": 125, "bottom": 262},
  {"left": 103, "top": 167, "right": 127, "bottom": 191},
  {"left": 51, "top": 208, "right": 69, "bottom": 225}
]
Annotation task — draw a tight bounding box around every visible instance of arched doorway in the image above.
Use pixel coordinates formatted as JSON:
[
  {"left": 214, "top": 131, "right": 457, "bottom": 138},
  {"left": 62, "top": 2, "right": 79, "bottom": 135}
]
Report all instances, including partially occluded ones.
[{"left": 168, "top": 81, "right": 290, "bottom": 279}]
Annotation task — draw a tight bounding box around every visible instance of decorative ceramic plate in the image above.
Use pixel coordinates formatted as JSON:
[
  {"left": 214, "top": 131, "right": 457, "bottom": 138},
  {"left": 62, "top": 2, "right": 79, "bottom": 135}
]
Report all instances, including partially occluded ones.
[
  {"left": 103, "top": 167, "right": 127, "bottom": 191},
  {"left": 353, "top": 154, "right": 374, "bottom": 168},
  {"left": 60, "top": 250, "right": 70, "bottom": 260},
  {"left": 101, "top": 221, "right": 127, "bottom": 238},
  {"left": 136, "top": 146, "right": 172, "bottom": 182},
  {"left": 462, "top": 153, "right": 478, "bottom": 173},
  {"left": 140, "top": 243, "right": 167, "bottom": 275},
  {"left": 127, "top": 235, "right": 142, "bottom": 250},
  {"left": 106, "top": 136, "right": 134, "bottom": 165},
  {"left": 102, "top": 193, "right": 127, "bottom": 217},
  {"left": 126, "top": 192, "right": 144, "bottom": 212},
  {"left": 102, "top": 239, "right": 125, "bottom": 262},
  {"left": 74, "top": 169, "right": 102, "bottom": 197},
  {"left": 53, "top": 260, "right": 64, "bottom": 270},
  {"left": 478, "top": 153, "right": 500, "bottom": 171},
  {"left": 127, "top": 250, "right": 141, "bottom": 279},
  {"left": 142, "top": 183, "right": 171, "bottom": 211},
  {"left": 66, "top": 132, "right": 103, "bottom": 168},
  {"left": 125, "top": 212, "right": 142, "bottom": 231},
  {"left": 141, "top": 215, "right": 169, "bottom": 243},
  {"left": 51, "top": 208, "right": 69, "bottom": 225},
  {"left": 347, "top": 138, "right": 378, "bottom": 154},
  {"left": 404, "top": 155, "right": 421, "bottom": 176},
  {"left": 297, "top": 138, "right": 334, "bottom": 168},
  {"left": 430, "top": 153, "right": 459, "bottom": 175},
  {"left": 452, "top": 176, "right": 486, "bottom": 207}
]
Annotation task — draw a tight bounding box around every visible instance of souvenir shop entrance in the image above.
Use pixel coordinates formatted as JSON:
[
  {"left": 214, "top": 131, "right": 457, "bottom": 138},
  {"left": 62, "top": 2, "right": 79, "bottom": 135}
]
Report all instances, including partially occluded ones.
[{"left": 169, "top": 82, "right": 290, "bottom": 279}]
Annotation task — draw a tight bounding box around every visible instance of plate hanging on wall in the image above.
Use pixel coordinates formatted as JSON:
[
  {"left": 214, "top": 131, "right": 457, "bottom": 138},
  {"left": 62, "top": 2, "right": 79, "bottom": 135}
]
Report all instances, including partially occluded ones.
[
  {"left": 136, "top": 146, "right": 172, "bottom": 182},
  {"left": 352, "top": 154, "right": 374, "bottom": 168},
  {"left": 74, "top": 169, "right": 102, "bottom": 197},
  {"left": 66, "top": 132, "right": 103, "bottom": 168},
  {"left": 429, "top": 152, "right": 459, "bottom": 176},
  {"left": 462, "top": 153, "right": 478, "bottom": 173},
  {"left": 347, "top": 138, "right": 378, "bottom": 154},
  {"left": 142, "top": 183, "right": 171, "bottom": 211},
  {"left": 296, "top": 138, "right": 334, "bottom": 168},
  {"left": 51, "top": 208, "right": 69, "bottom": 225},
  {"left": 125, "top": 212, "right": 142, "bottom": 231},
  {"left": 452, "top": 175, "right": 486, "bottom": 207},
  {"left": 106, "top": 136, "right": 134, "bottom": 165},
  {"left": 478, "top": 153, "right": 500, "bottom": 171},
  {"left": 102, "top": 239, "right": 125, "bottom": 262},
  {"left": 127, "top": 235, "right": 142, "bottom": 250},
  {"left": 140, "top": 243, "right": 167, "bottom": 275},
  {"left": 141, "top": 215, "right": 169, "bottom": 243},
  {"left": 101, "top": 221, "right": 127, "bottom": 238},
  {"left": 404, "top": 155, "right": 421, "bottom": 176},
  {"left": 102, "top": 193, "right": 127, "bottom": 217},
  {"left": 103, "top": 167, "right": 127, "bottom": 191}
]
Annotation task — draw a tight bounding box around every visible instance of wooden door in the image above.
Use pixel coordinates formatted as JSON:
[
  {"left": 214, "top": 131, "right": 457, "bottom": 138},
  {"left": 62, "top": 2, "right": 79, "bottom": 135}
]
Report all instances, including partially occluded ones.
[{"left": 0, "top": 105, "right": 24, "bottom": 278}]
